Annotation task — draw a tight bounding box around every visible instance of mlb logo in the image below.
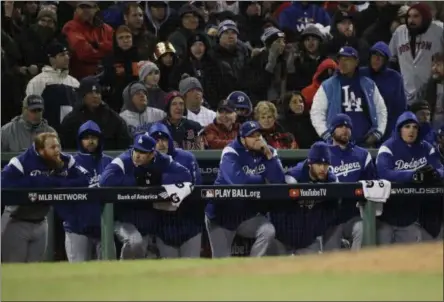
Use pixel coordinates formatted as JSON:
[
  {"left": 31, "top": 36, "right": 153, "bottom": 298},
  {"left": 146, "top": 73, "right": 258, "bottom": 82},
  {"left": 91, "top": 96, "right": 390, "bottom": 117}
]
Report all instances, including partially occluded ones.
[
  {"left": 201, "top": 189, "right": 215, "bottom": 198},
  {"left": 28, "top": 193, "right": 38, "bottom": 203}
]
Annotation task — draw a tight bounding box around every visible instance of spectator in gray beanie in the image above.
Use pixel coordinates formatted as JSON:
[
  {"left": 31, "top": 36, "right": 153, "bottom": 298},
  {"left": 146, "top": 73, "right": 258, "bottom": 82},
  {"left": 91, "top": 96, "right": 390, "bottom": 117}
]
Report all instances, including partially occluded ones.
[
  {"left": 120, "top": 81, "right": 166, "bottom": 136},
  {"left": 138, "top": 61, "right": 166, "bottom": 110},
  {"left": 217, "top": 19, "right": 239, "bottom": 50},
  {"left": 179, "top": 74, "right": 216, "bottom": 127}
]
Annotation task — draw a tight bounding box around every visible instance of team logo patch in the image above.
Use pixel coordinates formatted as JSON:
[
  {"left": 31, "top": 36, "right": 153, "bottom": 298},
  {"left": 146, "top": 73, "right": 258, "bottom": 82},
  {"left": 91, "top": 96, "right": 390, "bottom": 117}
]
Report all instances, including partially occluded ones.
[
  {"left": 201, "top": 189, "right": 214, "bottom": 198},
  {"left": 28, "top": 193, "right": 38, "bottom": 203},
  {"left": 187, "top": 130, "right": 195, "bottom": 140}
]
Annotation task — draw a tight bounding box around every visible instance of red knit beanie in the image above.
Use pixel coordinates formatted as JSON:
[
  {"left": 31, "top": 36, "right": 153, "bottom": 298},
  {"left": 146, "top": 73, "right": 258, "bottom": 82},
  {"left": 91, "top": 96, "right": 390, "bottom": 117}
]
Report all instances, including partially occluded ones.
[{"left": 407, "top": 3, "right": 432, "bottom": 24}]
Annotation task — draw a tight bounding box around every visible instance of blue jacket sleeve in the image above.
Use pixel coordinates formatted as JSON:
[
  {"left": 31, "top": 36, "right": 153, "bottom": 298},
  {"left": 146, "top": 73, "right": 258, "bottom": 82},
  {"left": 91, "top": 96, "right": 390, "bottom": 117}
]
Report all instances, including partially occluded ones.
[
  {"left": 99, "top": 160, "right": 126, "bottom": 187},
  {"left": 188, "top": 154, "right": 202, "bottom": 185},
  {"left": 219, "top": 152, "right": 264, "bottom": 185},
  {"left": 57, "top": 157, "right": 90, "bottom": 187},
  {"left": 427, "top": 145, "right": 444, "bottom": 179},
  {"left": 263, "top": 149, "right": 286, "bottom": 183},
  {"left": 376, "top": 147, "right": 415, "bottom": 182},
  {"left": 1, "top": 157, "right": 58, "bottom": 188},
  {"left": 361, "top": 152, "right": 377, "bottom": 180},
  {"left": 278, "top": 9, "right": 293, "bottom": 30},
  {"left": 163, "top": 161, "right": 193, "bottom": 184}
]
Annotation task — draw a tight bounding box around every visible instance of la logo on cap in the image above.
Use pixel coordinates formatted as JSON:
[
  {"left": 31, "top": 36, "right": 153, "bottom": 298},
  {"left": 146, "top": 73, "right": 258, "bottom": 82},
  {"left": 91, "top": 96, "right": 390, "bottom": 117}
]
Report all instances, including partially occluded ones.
[
  {"left": 249, "top": 122, "right": 255, "bottom": 127},
  {"left": 138, "top": 136, "right": 143, "bottom": 144},
  {"left": 340, "top": 47, "right": 344, "bottom": 52}
]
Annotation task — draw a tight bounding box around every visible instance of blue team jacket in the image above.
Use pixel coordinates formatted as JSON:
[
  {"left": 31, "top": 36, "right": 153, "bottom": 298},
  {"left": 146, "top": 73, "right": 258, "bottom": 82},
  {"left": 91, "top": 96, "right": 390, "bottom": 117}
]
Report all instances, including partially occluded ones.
[
  {"left": 99, "top": 148, "right": 192, "bottom": 235},
  {"left": 269, "top": 160, "right": 338, "bottom": 250},
  {"left": 148, "top": 122, "right": 202, "bottom": 246},
  {"left": 57, "top": 120, "right": 113, "bottom": 237},
  {"left": 205, "top": 138, "right": 286, "bottom": 230},
  {"left": 376, "top": 112, "right": 444, "bottom": 227}
]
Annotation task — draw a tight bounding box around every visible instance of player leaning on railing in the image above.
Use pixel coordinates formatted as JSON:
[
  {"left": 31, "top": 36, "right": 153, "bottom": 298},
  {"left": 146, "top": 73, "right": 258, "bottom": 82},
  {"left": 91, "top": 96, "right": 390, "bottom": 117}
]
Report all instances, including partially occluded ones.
[
  {"left": 99, "top": 133, "right": 193, "bottom": 260},
  {"left": 376, "top": 112, "right": 444, "bottom": 244},
  {"left": 268, "top": 142, "right": 338, "bottom": 256},
  {"left": 205, "top": 121, "right": 285, "bottom": 258},
  {"left": 57, "top": 120, "right": 113, "bottom": 262},
  {"left": 1, "top": 132, "right": 89, "bottom": 263},
  {"left": 324, "top": 114, "right": 377, "bottom": 251}
]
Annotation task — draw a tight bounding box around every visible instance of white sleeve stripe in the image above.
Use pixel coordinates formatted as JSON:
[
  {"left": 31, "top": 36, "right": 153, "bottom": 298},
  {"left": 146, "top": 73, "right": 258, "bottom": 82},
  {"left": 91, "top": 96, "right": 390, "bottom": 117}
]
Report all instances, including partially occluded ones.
[
  {"left": 68, "top": 155, "right": 75, "bottom": 168},
  {"left": 285, "top": 175, "right": 298, "bottom": 184},
  {"left": 364, "top": 152, "right": 372, "bottom": 167},
  {"left": 111, "top": 158, "right": 125, "bottom": 173},
  {"left": 378, "top": 145, "right": 393, "bottom": 156},
  {"left": 221, "top": 146, "right": 238, "bottom": 157},
  {"left": 9, "top": 157, "right": 24, "bottom": 174},
  {"left": 429, "top": 147, "right": 435, "bottom": 155},
  {"left": 272, "top": 148, "right": 278, "bottom": 157}
]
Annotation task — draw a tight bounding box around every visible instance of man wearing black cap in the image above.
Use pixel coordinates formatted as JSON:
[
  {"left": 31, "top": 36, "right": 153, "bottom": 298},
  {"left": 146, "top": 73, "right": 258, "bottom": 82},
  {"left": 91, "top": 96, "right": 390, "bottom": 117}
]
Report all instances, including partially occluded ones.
[
  {"left": 1, "top": 95, "right": 56, "bottom": 152},
  {"left": 415, "top": 52, "right": 444, "bottom": 130},
  {"left": 60, "top": 76, "right": 131, "bottom": 150},
  {"left": 410, "top": 101, "right": 438, "bottom": 145},
  {"left": 25, "top": 42, "right": 79, "bottom": 134}
]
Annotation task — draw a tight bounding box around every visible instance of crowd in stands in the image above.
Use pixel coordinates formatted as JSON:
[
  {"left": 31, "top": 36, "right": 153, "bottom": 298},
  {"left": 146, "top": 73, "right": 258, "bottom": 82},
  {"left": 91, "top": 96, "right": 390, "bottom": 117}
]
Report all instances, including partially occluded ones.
[{"left": 2, "top": 1, "right": 443, "bottom": 154}]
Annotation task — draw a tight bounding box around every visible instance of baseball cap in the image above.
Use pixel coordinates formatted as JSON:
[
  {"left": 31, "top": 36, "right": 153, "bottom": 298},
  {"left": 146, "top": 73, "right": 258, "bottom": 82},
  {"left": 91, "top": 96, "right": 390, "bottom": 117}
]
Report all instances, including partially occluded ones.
[
  {"left": 409, "top": 101, "right": 430, "bottom": 113},
  {"left": 23, "top": 95, "right": 44, "bottom": 110},
  {"left": 338, "top": 46, "right": 358, "bottom": 59},
  {"left": 329, "top": 113, "right": 353, "bottom": 134},
  {"left": 79, "top": 76, "right": 101, "bottom": 96},
  {"left": 47, "top": 42, "right": 67, "bottom": 58},
  {"left": 240, "top": 121, "right": 261, "bottom": 138},
  {"left": 226, "top": 91, "right": 251, "bottom": 109},
  {"left": 217, "top": 99, "right": 236, "bottom": 113},
  {"left": 77, "top": 1, "right": 96, "bottom": 8},
  {"left": 133, "top": 133, "right": 156, "bottom": 153},
  {"left": 308, "top": 142, "right": 331, "bottom": 165}
]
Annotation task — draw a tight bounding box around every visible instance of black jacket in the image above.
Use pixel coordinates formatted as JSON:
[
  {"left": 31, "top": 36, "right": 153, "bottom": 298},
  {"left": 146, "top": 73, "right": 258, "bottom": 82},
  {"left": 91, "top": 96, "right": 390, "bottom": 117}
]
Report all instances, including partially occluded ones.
[{"left": 60, "top": 102, "right": 131, "bottom": 150}]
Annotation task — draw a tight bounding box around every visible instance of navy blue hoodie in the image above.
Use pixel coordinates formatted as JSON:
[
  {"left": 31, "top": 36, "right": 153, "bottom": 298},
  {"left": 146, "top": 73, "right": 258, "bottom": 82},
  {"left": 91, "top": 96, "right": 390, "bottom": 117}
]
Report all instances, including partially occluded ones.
[
  {"left": 376, "top": 112, "right": 444, "bottom": 226},
  {"left": 99, "top": 145, "right": 192, "bottom": 236},
  {"left": 269, "top": 160, "right": 338, "bottom": 250},
  {"left": 278, "top": 2, "right": 330, "bottom": 33},
  {"left": 360, "top": 42, "right": 407, "bottom": 143},
  {"left": 148, "top": 122, "right": 202, "bottom": 246},
  {"left": 56, "top": 121, "right": 113, "bottom": 237}
]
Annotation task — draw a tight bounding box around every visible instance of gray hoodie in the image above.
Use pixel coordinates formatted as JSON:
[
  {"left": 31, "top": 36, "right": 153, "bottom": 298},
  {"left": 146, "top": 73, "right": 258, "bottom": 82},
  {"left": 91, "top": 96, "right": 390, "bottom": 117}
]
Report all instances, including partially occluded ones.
[
  {"left": 119, "top": 82, "right": 166, "bottom": 135},
  {"left": 1, "top": 115, "right": 56, "bottom": 152}
]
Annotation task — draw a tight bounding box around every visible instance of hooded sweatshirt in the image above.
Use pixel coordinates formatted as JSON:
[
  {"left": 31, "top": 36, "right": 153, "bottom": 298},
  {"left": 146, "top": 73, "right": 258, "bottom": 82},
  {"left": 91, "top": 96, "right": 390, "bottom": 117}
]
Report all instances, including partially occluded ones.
[
  {"left": 55, "top": 120, "right": 113, "bottom": 238},
  {"left": 360, "top": 41, "right": 407, "bottom": 143},
  {"left": 302, "top": 58, "right": 338, "bottom": 109},
  {"left": 148, "top": 122, "right": 202, "bottom": 246},
  {"left": 1, "top": 115, "right": 56, "bottom": 152},
  {"left": 278, "top": 2, "right": 331, "bottom": 34},
  {"left": 120, "top": 82, "right": 166, "bottom": 136},
  {"left": 376, "top": 112, "right": 444, "bottom": 226}
]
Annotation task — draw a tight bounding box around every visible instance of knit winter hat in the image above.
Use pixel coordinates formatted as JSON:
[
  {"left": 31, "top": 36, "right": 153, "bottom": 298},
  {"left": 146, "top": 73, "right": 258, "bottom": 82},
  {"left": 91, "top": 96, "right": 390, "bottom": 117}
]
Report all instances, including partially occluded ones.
[
  {"left": 300, "top": 25, "right": 325, "bottom": 42},
  {"left": 217, "top": 19, "right": 239, "bottom": 37},
  {"left": 178, "top": 74, "right": 203, "bottom": 96},
  {"left": 409, "top": 101, "right": 430, "bottom": 113},
  {"left": 329, "top": 113, "right": 352, "bottom": 134},
  {"left": 37, "top": 8, "right": 57, "bottom": 23},
  {"left": 407, "top": 3, "right": 432, "bottom": 25},
  {"left": 307, "top": 142, "right": 331, "bottom": 165},
  {"left": 163, "top": 91, "right": 187, "bottom": 117},
  {"left": 261, "top": 26, "right": 284, "bottom": 48},
  {"left": 138, "top": 62, "right": 160, "bottom": 82}
]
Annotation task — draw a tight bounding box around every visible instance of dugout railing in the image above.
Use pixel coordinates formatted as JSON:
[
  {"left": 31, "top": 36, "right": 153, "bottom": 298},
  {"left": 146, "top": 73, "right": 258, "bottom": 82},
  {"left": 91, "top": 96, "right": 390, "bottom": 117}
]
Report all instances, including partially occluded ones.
[{"left": 2, "top": 150, "right": 443, "bottom": 261}]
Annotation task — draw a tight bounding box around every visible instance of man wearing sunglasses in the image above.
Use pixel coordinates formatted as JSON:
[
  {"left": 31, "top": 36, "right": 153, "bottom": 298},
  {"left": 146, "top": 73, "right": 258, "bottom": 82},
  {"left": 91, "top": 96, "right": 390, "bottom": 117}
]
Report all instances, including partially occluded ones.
[{"left": 1, "top": 95, "right": 56, "bottom": 152}]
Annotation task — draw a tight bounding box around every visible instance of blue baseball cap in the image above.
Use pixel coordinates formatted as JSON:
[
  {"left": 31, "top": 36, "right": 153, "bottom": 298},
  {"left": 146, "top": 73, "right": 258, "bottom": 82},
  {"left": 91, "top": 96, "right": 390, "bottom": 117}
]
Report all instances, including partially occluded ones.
[
  {"left": 308, "top": 142, "right": 331, "bottom": 165},
  {"left": 338, "top": 46, "right": 358, "bottom": 59},
  {"left": 329, "top": 113, "right": 353, "bottom": 134},
  {"left": 240, "top": 121, "right": 261, "bottom": 138},
  {"left": 132, "top": 133, "right": 156, "bottom": 153},
  {"left": 226, "top": 91, "right": 251, "bottom": 110}
]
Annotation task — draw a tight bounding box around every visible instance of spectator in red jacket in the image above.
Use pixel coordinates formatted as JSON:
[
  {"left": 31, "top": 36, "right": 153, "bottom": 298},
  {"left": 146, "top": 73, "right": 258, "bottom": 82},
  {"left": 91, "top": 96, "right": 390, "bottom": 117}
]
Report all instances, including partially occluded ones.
[
  {"left": 254, "top": 101, "right": 298, "bottom": 149},
  {"left": 203, "top": 99, "right": 240, "bottom": 149},
  {"left": 62, "top": 2, "right": 114, "bottom": 79}
]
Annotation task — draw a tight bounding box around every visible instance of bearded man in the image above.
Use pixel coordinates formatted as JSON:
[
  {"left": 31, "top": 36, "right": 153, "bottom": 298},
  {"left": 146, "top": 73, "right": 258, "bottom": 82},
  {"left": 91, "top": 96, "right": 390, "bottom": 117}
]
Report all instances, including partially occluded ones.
[{"left": 1, "top": 132, "right": 90, "bottom": 263}]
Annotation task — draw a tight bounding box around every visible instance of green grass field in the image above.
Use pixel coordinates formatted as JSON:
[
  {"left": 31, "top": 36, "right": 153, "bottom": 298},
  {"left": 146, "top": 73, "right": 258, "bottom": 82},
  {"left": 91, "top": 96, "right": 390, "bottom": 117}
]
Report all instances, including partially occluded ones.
[{"left": 2, "top": 243, "right": 443, "bottom": 301}]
